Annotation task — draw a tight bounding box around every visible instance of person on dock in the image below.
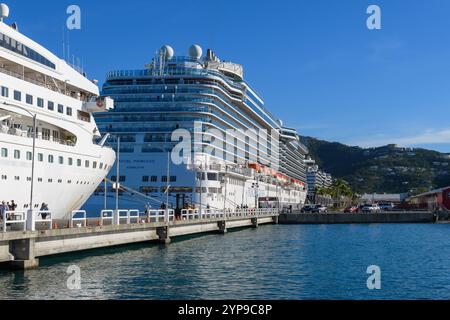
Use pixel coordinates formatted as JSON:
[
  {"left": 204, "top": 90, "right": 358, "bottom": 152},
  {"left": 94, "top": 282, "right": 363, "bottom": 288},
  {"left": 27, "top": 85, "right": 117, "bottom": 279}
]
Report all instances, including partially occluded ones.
[
  {"left": 39, "top": 203, "right": 49, "bottom": 220},
  {"left": 0, "top": 201, "right": 9, "bottom": 221},
  {"left": 10, "top": 200, "right": 17, "bottom": 212}
]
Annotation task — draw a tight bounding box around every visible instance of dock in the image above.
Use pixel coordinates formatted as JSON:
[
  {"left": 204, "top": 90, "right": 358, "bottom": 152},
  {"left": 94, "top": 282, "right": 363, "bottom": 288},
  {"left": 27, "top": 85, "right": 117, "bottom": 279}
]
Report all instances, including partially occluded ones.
[
  {"left": 279, "top": 211, "right": 435, "bottom": 224},
  {"left": 0, "top": 208, "right": 279, "bottom": 270}
]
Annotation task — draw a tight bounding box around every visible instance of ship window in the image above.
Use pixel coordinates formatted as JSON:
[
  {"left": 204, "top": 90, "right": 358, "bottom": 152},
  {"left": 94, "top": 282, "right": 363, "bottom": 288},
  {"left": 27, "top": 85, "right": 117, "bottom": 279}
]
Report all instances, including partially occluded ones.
[
  {"left": 48, "top": 155, "right": 54, "bottom": 163},
  {"left": 170, "top": 176, "right": 177, "bottom": 182},
  {"left": 85, "top": 160, "right": 89, "bottom": 168},
  {"left": 77, "top": 110, "right": 91, "bottom": 123},
  {"left": 48, "top": 101, "right": 54, "bottom": 111},
  {"left": 53, "top": 130, "right": 60, "bottom": 142},
  {"left": 1, "top": 175, "right": 6, "bottom": 180},
  {"left": 77, "top": 159, "right": 81, "bottom": 167},
  {"left": 207, "top": 173, "right": 218, "bottom": 181},
  {"left": 162, "top": 176, "right": 168, "bottom": 182},
  {"left": 151, "top": 176, "right": 158, "bottom": 182},
  {"left": 59, "top": 156, "right": 64, "bottom": 165},
  {"left": 93, "top": 162, "right": 97, "bottom": 169},
  {"left": 42, "top": 128, "right": 50, "bottom": 140},
  {"left": 66, "top": 107, "right": 73, "bottom": 116},
  {"left": 111, "top": 176, "right": 117, "bottom": 182},
  {"left": 14, "top": 150, "right": 20, "bottom": 159},
  {"left": 99, "top": 163, "right": 103, "bottom": 169},
  {"left": 26, "top": 152, "right": 32, "bottom": 161},
  {"left": 142, "top": 176, "right": 149, "bottom": 182},
  {"left": 1, "top": 86, "right": 8, "bottom": 97},
  {"left": 58, "top": 104, "right": 64, "bottom": 114},
  {"left": 13, "top": 90, "right": 21, "bottom": 101},
  {"left": 119, "top": 176, "right": 126, "bottom": 182},
  {"left": 1, "top": 148, "right": 7, "bottom": 157},
  {"left": 68, "top": 158, "right": 73, "bottom": 166},
  {"left": 38, "top": 153, "right": 43, "bottom": 162},
  {"left": 26, "top": 94, "right": 33, "bottom": 105},
  {"left": 37, "top": 98, "right": 44, "bottom": 108}
]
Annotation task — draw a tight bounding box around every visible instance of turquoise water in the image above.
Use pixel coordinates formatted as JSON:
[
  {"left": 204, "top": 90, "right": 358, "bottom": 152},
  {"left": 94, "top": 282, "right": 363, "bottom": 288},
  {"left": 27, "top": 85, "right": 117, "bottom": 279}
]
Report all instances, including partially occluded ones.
[{"left": 0, "top": 224, "right": 449, "bottom": 300}]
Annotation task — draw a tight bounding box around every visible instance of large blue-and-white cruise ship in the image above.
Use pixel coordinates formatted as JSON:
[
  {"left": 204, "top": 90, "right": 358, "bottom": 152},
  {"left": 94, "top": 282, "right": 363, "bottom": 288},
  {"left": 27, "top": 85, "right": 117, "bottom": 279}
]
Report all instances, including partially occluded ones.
[{"left": 84, "top": 45, "right": 308, "bottom": 213}]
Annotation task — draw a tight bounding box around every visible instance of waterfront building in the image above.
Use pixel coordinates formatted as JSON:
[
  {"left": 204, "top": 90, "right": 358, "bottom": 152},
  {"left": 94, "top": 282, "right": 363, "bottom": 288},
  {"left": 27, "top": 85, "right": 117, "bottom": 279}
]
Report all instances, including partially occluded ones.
[{"left": 85, "top": 45, "right": 308, "bottom": 213}]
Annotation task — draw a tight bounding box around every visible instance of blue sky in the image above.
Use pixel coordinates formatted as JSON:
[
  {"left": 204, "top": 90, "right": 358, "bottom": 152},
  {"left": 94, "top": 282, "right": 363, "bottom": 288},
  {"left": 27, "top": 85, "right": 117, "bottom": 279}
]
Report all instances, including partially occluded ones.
[{"left": 6, "top": 0, "right": 450, "bottom": 152}]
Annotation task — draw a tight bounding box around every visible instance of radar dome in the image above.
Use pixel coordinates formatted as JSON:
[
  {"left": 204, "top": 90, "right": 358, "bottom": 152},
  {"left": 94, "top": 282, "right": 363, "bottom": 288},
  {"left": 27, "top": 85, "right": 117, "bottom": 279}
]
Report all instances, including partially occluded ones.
[
  {"left": 160, "top": 45, "right": 174, "bottom": 60},
  {"left": 278, "top": 120, "right": 284, "bottom": 127},
  {"left": 0, "top": 3, "right": 9, "bottom": 20},
  {"left": 189, "top": 44, "right": 203, "bottom": 59}
]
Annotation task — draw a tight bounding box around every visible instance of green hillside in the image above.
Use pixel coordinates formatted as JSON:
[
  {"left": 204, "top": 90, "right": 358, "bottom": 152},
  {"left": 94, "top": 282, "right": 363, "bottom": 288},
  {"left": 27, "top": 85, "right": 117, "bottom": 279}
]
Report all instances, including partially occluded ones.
[{"left": 301, "top": 137, "right": 450, "bottom": 194}]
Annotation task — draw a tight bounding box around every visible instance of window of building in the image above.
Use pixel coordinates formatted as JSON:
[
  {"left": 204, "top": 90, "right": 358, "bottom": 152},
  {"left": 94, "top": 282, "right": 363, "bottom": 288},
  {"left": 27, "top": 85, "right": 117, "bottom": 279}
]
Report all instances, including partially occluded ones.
[
  {"left": 48, "top": 101, "right": 54, "bottom": 111},
  {"left": 37, "top": 98, "right": 44, "bottom": 108},
  {"left": 26, "top": 94, "right": 33, "bottom": 105},
  {"left": 58, "top": 104, "right": 64, "bottom": 114},
  {"left": 1, "top": 86, "right": 9, "bottom": 97},
  {"left": 14, "top": 90, "right": 21, "bottom": 101},
  {"left": 42, "top": 128, "right": 50, "bottom": 140}
]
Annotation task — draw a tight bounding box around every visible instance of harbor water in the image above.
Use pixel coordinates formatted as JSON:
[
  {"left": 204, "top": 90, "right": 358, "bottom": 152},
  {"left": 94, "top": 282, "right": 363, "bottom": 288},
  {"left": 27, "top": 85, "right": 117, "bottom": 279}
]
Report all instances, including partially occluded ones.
[{"left": 0, "top": 224, "right": 449, "bottom": 300}]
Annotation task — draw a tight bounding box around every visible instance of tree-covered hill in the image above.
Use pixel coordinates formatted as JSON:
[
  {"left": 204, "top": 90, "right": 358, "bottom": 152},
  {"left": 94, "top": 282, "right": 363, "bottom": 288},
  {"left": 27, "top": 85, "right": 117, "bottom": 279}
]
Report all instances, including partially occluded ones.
[{"left": 301, "top": 136, "right": 450, "bottom": 194}]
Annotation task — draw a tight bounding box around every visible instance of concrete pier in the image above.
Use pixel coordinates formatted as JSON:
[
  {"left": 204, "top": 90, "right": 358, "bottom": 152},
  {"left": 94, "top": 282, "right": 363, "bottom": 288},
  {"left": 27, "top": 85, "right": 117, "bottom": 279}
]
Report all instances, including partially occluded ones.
[
  {"left": 279, "top": 212, "right": 435, "bottom": 224},
  {"left": 0, "top": 209, "right": 278, "bottom": 270}
]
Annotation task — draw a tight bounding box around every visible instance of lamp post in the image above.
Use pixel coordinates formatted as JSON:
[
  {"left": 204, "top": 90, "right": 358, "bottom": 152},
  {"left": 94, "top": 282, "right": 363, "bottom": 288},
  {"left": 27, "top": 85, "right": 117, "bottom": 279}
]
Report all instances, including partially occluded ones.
[{"left": 3, "top": 103, "right": 37, "bottom": 213}]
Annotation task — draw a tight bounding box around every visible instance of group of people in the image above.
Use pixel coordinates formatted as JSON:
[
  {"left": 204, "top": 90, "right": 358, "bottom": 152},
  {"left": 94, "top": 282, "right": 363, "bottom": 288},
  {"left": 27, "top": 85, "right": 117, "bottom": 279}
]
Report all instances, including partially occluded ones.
[
  {"left": 0, "top": 201, "right": 50, "bottom": 221},
  {"left": 0, "top": 200, "right": 17, "bottom": 221}
]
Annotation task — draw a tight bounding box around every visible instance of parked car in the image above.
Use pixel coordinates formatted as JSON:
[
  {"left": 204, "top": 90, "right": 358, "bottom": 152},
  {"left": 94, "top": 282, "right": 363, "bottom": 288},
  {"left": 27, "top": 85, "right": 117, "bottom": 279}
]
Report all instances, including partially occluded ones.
[
  {"left": 312, "top": 205, "right": 328, "bottom": 213},
  {"left": 344, "top": 206, "right": 360, "bottom": 213},
  {"left": 300, "top": 205, "right": 314, "bottom": 213},
  {"left": 361, "top": 204, "right": 381, "bottom": 213},
  {"left": 379, "top": 203, "right": 395, "bottom": 211}
]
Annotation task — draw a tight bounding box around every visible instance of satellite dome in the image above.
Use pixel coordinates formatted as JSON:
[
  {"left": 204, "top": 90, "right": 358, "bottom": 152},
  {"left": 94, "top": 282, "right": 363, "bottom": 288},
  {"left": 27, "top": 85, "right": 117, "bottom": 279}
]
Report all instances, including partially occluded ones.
[
  {"left": 189, "top": 44, "right": 203, "bottom": 59},
  {"left": 0, "top": 3, "right": 10, "bottom": 21},
  {"left": 160, "top": 45, "right": 174, "bottom": 60}
]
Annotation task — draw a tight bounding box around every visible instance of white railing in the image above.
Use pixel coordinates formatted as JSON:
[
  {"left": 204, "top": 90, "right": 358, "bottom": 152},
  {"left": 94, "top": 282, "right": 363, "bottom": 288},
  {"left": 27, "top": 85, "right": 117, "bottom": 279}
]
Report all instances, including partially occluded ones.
[
  {"left": 100, "top": 210, "right": 114, "bottom": 226},
  {"left": 1, "top": 208, "right": 278, "bottom": 232},
  {"left": 1, "top": 211, "right": 27, "bottom": 232},
  {"left": 35, "top": 211, "right": 53, "bottom": 229},
  {"left": 70, "top": 210, "right": 87, "bottom": 228},
  {"left": 145, "top": 209, "right": 175, "bottom": 223},
  {"left": 181, "top": 209, "right": 200, "bottom": 220}
]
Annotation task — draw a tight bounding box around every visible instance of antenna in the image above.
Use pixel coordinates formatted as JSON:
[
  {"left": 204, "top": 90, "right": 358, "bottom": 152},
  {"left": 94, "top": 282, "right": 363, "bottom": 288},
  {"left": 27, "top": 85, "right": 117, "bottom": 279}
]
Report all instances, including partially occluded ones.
[{"left": 62, "top": 26, "right": 65, "bottom": 61}]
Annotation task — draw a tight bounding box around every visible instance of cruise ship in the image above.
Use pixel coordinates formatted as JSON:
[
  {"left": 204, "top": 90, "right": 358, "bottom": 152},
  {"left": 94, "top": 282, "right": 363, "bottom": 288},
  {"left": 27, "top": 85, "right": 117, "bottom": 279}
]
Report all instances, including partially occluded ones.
[
  {"left": 0, "top": 4, "right": 115, "bottom": 218},
  {"left": 85, "top": 44, "right": 308, "bottom": 213}
]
